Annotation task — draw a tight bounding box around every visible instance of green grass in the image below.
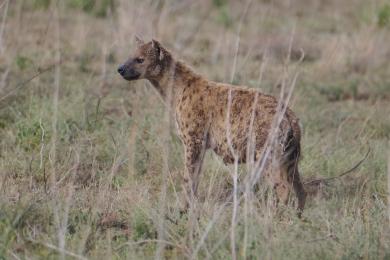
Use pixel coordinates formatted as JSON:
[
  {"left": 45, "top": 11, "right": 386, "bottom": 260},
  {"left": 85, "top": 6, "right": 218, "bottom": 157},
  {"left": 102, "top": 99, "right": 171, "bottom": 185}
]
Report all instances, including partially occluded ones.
[{"left": 0, "top": 0, "right": 389, "bottom": 259}]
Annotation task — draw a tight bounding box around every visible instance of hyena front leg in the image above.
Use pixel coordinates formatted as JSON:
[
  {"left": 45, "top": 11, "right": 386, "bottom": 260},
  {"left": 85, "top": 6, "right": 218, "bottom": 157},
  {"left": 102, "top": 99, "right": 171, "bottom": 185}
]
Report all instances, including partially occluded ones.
[{"left": 182, "top": 142, "right": 206, "bottom": 209}]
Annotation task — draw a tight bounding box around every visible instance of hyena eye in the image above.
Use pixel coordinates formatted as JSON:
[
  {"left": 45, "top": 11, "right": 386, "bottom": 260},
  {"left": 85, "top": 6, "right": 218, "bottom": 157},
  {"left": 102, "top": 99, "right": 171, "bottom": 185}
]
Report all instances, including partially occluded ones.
[{"left": 135, "top": 57, "right": 144, "bottom": 64}]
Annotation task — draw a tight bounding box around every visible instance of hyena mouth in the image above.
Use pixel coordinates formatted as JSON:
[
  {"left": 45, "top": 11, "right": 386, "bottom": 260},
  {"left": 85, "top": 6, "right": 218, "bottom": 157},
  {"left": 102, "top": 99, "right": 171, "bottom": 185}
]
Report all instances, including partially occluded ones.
[
  {"left": 117, "top": 65, "right": 141, "bottom": 81},
  {"left": 122, "top": 71, "right": 141, "bottom": 80},
  {"left": 123, "top": 71, "right": 141, "bottom": 81}
]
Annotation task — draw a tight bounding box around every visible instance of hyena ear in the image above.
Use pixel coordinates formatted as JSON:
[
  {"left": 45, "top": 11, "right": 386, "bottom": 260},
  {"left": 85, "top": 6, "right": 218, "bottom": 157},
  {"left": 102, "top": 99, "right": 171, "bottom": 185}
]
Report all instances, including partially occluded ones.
[
  {"left": 152, "top": 39, "right": 164, "bottom": 61},
  {"left": 135, "top": 35, "right": 144, "bottom": 46}
]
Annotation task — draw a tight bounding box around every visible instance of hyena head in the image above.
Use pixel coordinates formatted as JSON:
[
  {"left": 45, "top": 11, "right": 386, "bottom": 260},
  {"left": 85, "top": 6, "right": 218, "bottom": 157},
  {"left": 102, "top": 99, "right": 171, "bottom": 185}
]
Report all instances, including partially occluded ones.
[{"left": 117, "top": 37, "right": 169, "bottom": 81}]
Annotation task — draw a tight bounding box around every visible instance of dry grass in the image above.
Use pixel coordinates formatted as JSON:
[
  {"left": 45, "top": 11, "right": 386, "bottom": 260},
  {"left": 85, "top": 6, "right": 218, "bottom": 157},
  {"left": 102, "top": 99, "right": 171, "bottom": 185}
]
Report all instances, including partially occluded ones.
[{"left": 0, "top": 0, "right": 390, "bottom": 259}]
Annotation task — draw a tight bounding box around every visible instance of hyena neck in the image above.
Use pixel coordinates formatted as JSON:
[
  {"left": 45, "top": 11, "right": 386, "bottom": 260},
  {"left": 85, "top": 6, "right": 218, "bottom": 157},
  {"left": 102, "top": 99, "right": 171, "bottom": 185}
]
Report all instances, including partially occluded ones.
[{"left": 148, "top": 58, "right": 203, "bottom": 101}]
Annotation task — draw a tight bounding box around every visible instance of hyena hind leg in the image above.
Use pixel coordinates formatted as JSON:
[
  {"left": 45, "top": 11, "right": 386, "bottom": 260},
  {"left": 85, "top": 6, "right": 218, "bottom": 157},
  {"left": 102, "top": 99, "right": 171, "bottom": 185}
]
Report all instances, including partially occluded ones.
[
  {"left": 287, "top": 164, "right": 307, "bottom": 217},
  {"left": 274, "top": 169, "right": 290, "bottom": 206},
  {"left": 275, "top": 164, "right": 306, "bottom": 217}
]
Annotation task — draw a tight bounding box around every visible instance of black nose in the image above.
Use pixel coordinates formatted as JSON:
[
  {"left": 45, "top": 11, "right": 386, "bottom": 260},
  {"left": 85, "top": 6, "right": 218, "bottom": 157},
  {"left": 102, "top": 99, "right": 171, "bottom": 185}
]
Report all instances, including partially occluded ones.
[{"left": 117, "top": 65, "right": 125, "bottom": 76}]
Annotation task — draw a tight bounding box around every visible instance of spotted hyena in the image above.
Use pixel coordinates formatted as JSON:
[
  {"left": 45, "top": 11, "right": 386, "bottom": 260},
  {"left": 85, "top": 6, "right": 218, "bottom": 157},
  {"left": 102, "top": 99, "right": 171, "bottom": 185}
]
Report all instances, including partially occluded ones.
[{"left": 118, "top": 38, "right": 307, "bottom": 216}]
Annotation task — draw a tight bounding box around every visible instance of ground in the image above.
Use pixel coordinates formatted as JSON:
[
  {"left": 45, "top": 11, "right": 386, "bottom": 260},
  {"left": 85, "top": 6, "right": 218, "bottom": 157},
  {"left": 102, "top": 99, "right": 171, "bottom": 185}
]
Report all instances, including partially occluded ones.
[{"left": 0, "top": 0, "right": 389, "bottom": 259}]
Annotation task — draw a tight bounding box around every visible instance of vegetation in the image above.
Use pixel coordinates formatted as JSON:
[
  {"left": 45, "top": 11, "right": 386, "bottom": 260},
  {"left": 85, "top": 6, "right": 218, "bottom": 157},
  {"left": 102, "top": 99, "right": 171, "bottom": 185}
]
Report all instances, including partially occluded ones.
[{"left": 0, "top": 0, "right": 389, "bottom": 259}]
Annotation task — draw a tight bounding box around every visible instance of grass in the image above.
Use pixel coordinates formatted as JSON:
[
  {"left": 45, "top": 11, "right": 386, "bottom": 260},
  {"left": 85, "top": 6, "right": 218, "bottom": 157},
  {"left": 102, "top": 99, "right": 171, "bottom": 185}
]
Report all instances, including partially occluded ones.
[{"left": 0, "top": 0, "right": 389, "bottom": 259}]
